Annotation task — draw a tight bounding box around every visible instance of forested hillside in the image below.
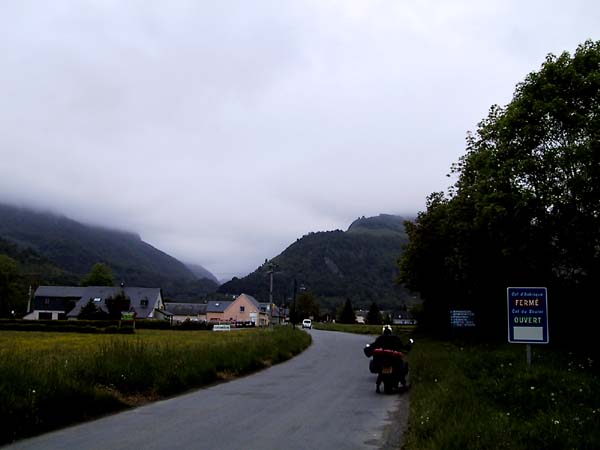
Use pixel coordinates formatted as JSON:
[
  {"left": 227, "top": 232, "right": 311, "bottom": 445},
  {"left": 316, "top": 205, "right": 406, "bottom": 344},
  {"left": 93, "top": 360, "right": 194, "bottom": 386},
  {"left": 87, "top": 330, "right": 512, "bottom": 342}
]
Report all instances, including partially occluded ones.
[
  {"left": 219, "top": 215, "right": 417, "bottom": 312},
  {"left": 0, "top": 204, "right": 219, "bottom": 302}
]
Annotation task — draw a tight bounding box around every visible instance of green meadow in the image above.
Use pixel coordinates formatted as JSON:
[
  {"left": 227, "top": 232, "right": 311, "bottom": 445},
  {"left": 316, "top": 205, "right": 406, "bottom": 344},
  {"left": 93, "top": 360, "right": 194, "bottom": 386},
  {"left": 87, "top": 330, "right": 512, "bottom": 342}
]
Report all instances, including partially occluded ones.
[
  {"left": 0, "top": 327, "right": 311, "bottom": 445},
  {"left": 403, "top": 338, "right": 599, "bottom": 449},
  {"left": 313, "top": 322, "right": 416, "bottom": 336}
]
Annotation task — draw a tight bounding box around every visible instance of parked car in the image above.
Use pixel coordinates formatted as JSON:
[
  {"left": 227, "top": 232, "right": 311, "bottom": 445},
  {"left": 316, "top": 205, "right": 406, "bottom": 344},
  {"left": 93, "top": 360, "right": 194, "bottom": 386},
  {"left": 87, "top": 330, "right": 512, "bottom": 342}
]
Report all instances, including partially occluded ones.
[{"left": 302, "top": 319, "right": 312, "bottom": 329}]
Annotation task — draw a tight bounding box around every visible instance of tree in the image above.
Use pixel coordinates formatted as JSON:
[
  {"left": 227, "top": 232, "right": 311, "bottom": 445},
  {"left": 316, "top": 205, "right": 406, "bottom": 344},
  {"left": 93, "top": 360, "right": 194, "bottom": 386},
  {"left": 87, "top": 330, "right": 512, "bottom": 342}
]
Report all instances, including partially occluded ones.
[
  {"left": 78, "top": 299, "right": 108, "bottom": 320},
  {"left": 366, "top": 302, "right": 382, "bottom": 325},
  {"left": 0, "top": 255, "right": 25, "bottom": 317},
  {"left": 338, "top": 298, "right": 356, "bottom": 324},
  {"left": 105, "top": 292, "right": 131, "bottom": 319},
  {"left": 400, "top": 40, "right": 600, "bottom": 342},
  {"left": 81, "top": 263, "right": 114, "bottom": 287},
  {"left": 295, "top": 292, "right": 320, "bottom": 321}
]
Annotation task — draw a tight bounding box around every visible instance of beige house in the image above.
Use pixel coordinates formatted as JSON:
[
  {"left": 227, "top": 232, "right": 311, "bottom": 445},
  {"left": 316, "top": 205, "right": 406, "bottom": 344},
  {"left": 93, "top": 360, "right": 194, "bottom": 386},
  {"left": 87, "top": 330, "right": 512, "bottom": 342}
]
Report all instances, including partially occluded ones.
[{"left": 206, "top": 294, "right": 270, "bottom": 327}]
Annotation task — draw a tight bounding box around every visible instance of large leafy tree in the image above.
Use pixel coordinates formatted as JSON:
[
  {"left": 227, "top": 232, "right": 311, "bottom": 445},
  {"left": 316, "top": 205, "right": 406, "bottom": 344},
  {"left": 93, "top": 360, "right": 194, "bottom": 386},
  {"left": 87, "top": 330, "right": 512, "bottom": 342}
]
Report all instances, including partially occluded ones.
[
  {"left": 105, "top": 292, "right": 131, "bottom": 319},
  {"left": 400, "top": 40, "right": 600, "bottom": 342},
  {"left": 338, "top": 298, "right": 356, "bottom": 324},
  {"left": 81, "top": 263, "right": 115, "bottom": 287},
  {"left": 0, "top": 255, "right": 26, "bottom": 317},
  {"left": 78, "top": 299, "right": 108, "bottom": 320},
  {"left": 294, "top": 292, "right": 320, "bottom": 321},
  {"left": 366, "top": 302, "right": 382, "bottom": 325}
]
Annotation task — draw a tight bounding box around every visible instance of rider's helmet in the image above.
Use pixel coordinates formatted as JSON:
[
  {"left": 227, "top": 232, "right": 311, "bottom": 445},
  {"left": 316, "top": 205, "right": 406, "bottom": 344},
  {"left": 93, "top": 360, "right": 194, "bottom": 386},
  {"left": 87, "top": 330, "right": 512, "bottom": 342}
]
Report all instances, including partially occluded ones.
[{"left": 382, "top": 325, "right": 392, "bottom": 335}]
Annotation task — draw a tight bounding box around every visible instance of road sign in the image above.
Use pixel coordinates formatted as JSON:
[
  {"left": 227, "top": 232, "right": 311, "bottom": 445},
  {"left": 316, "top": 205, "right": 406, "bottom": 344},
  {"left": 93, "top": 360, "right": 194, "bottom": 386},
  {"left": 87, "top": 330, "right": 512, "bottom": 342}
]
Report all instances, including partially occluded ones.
[
  {"left": 121, "top": 312, "right": 135, "bottom": 321},
  {"left": 507, "top": 287, "right": 549, "bottom": 344},
  {"left": 450, "top": 310, "right": 475, "bottom": 327}
]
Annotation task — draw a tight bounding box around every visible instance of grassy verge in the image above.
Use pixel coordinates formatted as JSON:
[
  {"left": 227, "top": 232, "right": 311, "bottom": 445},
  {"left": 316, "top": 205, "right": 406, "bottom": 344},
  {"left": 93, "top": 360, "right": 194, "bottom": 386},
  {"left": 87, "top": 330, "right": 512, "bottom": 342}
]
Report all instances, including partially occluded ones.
[
  {"left": 0, "top": 327, "right": 311, "bottom": 445},
  {"left": 313, "top": 322, "right": 416, "bottom": 336},
  {"left": 404, "top": 338, "right": 599, "bottom": 450}
]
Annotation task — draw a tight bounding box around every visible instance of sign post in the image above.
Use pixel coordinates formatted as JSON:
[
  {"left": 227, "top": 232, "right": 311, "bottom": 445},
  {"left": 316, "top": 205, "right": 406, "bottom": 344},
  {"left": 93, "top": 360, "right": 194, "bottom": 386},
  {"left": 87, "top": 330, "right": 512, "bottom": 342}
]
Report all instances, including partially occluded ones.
[{"left": 507, "top": 287, "right": 549, "bottom": 366}]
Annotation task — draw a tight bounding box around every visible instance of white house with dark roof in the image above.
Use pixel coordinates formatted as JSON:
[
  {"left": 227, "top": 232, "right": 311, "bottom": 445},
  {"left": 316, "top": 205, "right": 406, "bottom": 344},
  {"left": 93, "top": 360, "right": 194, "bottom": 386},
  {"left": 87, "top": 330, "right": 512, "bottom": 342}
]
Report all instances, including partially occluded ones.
[
  {"left": 24, "top": 285, "right": 165, "bottom": 320},
  {"left": 23, "top": 286, "right": 86, "bottom": 320}
]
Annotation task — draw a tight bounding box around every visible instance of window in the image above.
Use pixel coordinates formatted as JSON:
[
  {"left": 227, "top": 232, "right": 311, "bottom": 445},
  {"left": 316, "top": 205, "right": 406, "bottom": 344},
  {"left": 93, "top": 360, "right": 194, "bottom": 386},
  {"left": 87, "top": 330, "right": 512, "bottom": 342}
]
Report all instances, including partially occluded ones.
[
  {"left": 44, "top": 298, "right": 50, "bottom": 305},
  {"left": 93, "top": 297, "right": 102, "bottom": 303},
  {"left": 141, "top": 298, "right": 149, "bottom": 307},
  {"left": 240, "top": 306, "right": 245, "bottom": 312}
]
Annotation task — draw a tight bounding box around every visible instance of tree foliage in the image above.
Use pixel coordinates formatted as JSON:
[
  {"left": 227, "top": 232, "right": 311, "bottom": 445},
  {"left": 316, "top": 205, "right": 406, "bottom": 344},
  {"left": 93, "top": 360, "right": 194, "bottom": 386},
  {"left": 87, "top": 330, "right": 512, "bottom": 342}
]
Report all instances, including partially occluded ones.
[
  {"left": 78, "top": 299, "right": 108, "bottom": 320},
  {"left": 105, "top": 292, "right": 131, "bottom": 319},
  {"left": 400, "top": 40, "right": 600, "bottom": 343},
  {"left": 366, "top": 302, "right": 382, "bottom": 325},
  {"left": 338, "top": 298, "right": 356, "bottom": 324},
  {"left": 294, "top": 292, "right": 320, "bottom": 321},
  {"left": 0, "top": 255, "right": 25, "bottom": 317},
  {"left": 81, "top": 263, "right": 114, "bottom": 287}
]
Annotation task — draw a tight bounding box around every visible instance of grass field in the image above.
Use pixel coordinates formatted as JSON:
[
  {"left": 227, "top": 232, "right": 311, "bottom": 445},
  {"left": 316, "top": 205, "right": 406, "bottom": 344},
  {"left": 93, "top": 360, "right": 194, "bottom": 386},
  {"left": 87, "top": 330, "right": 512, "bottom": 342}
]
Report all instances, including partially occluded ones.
[
  {"left": 403, "top": 338, "right": 599, "bottom": 449},
  {"left": 313, "top": 322, "right": 416, "bottom": 336},
  {"left": 0, "top": 327, "right": 311, "bottom": 445}
]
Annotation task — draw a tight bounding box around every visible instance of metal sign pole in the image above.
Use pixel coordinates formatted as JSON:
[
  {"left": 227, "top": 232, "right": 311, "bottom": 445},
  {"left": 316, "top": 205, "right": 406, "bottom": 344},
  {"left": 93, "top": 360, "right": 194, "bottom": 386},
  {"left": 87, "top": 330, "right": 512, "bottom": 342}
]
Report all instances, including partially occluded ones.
[{"left": 526, "top": 344, "right": 532, "bottom": 366}]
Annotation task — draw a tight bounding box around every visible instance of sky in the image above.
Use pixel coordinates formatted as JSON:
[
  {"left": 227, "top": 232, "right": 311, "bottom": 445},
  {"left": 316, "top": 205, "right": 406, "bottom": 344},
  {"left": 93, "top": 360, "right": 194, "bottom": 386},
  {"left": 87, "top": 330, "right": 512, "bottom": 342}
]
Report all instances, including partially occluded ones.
[{"left": 1, "top": 1, "right": 598, "bottom": 280}]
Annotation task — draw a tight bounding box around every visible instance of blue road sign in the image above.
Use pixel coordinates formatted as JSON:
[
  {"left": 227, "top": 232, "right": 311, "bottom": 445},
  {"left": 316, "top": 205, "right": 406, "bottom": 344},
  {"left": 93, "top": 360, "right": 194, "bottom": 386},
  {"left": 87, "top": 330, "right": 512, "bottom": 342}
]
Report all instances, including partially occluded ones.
[{"left": 507, "top": 287, "right": 549, "bottom": 343}]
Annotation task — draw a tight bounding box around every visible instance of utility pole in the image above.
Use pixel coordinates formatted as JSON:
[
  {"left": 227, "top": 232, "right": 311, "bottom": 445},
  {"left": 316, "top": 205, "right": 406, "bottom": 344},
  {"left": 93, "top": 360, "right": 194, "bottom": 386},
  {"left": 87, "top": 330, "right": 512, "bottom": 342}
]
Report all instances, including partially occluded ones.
[
  {"left": 292, "top": 278, "right": 297, "bottom": 328},
  {"left": 267, "top": 261, "right": 279, "bottom": 325}
]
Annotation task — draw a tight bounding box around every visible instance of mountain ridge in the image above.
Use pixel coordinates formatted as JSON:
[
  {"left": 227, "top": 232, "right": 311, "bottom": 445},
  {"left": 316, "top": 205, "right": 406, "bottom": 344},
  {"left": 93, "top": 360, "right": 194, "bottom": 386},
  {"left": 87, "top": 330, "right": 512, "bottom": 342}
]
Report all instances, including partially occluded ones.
[
  {"left": 218, "top": 214, "right": 417, "bottom": 311},
  {"left": 0, "top": 203, "right": 218, "bottom": 300}
]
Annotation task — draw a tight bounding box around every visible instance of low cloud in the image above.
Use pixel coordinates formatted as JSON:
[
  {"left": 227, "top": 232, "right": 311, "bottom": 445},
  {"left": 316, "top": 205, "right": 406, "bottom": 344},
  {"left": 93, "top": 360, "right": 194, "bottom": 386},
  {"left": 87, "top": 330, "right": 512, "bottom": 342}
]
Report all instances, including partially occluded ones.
[{"left": 1, "top": 0, "right": 598, "bottom": 278}]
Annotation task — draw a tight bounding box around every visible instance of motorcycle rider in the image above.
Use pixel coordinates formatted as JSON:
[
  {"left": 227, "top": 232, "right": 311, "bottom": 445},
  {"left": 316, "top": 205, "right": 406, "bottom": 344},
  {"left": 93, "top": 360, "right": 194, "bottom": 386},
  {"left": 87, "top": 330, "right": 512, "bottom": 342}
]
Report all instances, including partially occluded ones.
[{"left": 370, "top": 325, "right": 407, "bottom": 393}]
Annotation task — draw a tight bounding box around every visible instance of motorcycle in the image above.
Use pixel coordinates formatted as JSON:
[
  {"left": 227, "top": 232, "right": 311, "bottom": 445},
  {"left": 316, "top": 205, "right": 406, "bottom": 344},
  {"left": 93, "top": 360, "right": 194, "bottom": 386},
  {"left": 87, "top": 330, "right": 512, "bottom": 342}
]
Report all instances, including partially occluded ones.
[{"left": 364, "top": 338, "right": 413, "bottom": 394}]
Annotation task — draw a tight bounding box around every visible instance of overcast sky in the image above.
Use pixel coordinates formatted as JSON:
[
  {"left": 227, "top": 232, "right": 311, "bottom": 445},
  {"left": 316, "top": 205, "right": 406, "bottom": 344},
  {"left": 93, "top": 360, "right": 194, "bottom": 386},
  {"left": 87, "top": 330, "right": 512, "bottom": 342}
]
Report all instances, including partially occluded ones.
[{"left": 1, "top": 1, "right": 598, "bottom": 280}]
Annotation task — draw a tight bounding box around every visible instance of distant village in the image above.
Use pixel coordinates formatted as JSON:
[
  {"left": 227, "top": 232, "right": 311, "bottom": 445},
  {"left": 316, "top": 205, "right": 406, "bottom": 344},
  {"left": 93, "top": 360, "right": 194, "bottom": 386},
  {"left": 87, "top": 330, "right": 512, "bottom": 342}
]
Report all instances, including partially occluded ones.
[{"left": 24, "top": 284, "right": 416, "bottom": 327}]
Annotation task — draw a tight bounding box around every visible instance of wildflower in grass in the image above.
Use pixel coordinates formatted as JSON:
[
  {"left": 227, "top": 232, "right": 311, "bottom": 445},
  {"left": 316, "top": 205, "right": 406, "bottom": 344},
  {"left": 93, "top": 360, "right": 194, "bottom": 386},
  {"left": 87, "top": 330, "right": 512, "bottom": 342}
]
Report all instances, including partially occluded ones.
[
  {"left": 553, "top": 419, "right": 560, "bottom": 425},
  {"left": 530, "top": 386, "right": 535, "bottom": 390}
]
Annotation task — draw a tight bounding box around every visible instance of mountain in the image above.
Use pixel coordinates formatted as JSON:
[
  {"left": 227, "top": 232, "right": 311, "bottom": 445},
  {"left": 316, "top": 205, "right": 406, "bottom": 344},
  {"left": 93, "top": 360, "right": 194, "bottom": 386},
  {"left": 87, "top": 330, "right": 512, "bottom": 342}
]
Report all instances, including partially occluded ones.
[
  {"left": 0, "top": 236, "right": 79, "bottom": 285},
  {"left": 218, "top": 214, "right": 418, "bottom": 312},
  {"left": 185, "top": 262, "right": 220, "bottom": 284},
  {"left": 0, "top": 203, "right": 218, "bottom": 300},
  {"left": 347, "top": 214, "right": 407, "bottom": 235}
]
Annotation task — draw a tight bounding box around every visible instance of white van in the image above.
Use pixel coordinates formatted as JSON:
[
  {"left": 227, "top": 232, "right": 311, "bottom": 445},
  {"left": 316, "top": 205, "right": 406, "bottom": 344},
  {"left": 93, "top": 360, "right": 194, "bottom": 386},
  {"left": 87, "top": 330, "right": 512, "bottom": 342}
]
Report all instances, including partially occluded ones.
[{"left": 302, "top": 319, "right": 312, "bottom": 329}]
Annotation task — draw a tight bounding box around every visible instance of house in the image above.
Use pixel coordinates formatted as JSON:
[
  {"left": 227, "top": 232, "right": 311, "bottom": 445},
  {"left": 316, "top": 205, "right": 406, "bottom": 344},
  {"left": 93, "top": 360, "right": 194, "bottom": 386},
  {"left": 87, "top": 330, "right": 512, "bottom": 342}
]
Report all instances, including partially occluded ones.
[
  {"left": 164, "top": 302, "right": 207, "bottom": 323},
  {"left": 23, "top": 286, "right": 86, "bottom": 320},
  {"left": 206, "top": 300, "right": 232, "bottom": 323},
  {"left": 206, "top": 294, "right": 270, "bottom": 327},
  {"left": 23, "top": 285, "right": 165, "bottom": 320}
]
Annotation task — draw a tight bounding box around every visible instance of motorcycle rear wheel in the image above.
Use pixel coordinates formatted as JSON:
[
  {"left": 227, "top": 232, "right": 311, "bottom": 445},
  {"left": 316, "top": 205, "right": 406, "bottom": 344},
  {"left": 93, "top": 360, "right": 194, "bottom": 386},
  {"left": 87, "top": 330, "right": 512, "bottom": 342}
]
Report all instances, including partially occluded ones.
[{"left": 383, "top": 379, "right": 394, "bottom": 394}]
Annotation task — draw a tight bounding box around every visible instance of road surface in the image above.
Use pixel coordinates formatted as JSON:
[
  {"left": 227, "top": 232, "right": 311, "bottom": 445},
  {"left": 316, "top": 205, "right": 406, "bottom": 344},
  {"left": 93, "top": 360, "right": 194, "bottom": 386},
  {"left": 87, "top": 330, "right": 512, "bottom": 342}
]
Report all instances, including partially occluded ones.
[{"left": 4, "top": 329, "right": 409, "bottom": 450}]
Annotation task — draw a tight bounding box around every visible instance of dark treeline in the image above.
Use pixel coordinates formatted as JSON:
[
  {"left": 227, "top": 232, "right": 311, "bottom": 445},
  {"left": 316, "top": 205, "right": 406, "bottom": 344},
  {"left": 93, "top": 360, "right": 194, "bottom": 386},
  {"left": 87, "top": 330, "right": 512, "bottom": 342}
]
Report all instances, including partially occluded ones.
[{"left": 399, "top": 41, "right": 600, "bottom": 350}]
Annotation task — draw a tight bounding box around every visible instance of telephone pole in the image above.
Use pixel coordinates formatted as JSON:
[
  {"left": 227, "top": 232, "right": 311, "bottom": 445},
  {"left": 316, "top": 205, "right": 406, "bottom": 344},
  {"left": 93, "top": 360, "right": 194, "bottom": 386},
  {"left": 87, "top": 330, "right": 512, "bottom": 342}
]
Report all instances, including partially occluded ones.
[{"left": 267, "top": 261, "right": 279, "bottom": 324}]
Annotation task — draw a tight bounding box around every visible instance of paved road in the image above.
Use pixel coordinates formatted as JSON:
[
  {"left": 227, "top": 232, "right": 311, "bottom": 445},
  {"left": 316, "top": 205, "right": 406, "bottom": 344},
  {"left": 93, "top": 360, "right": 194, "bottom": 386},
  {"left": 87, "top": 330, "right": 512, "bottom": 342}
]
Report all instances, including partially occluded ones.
[{"left": 4, "top": 329, "right": 409, "bottom": 450}]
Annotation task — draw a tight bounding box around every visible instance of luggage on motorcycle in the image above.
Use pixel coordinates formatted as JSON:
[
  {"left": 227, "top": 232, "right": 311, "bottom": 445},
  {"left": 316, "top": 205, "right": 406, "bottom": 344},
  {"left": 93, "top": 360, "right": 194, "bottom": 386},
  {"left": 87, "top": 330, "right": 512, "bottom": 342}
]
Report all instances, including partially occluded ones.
[{"left": 369, "top": 359, "right": 380, "bottom": 374}]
